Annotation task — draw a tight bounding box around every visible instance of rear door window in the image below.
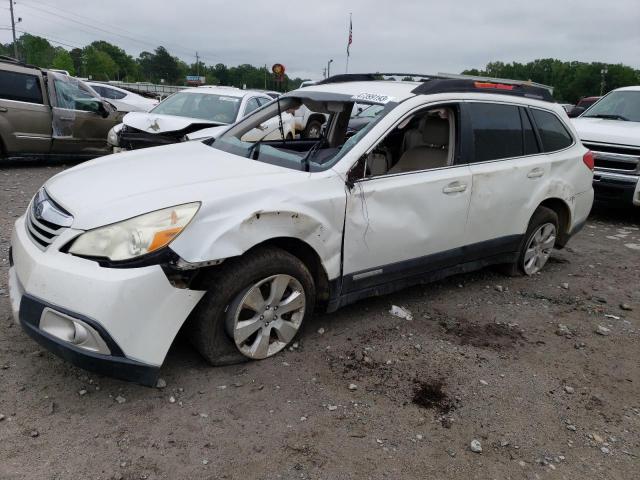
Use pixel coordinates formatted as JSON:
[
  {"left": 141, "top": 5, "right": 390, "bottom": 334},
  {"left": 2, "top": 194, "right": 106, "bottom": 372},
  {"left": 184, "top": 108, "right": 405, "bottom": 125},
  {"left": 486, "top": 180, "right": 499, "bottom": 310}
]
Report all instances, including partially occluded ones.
[
  {"left": 530, "top": 109, "right": 573, "bottom": 152},
  {"left": 466, "top": 103, "right": 523, "bottom": 162},
  {"left": 0, "top": 70, "right": 43, "bottom": 104},
  {"left": 243, "top": 97, "right": 261, "bottom": 116},
  {"left": 102, "top": 87, "right": 127, "bottom": 100}
]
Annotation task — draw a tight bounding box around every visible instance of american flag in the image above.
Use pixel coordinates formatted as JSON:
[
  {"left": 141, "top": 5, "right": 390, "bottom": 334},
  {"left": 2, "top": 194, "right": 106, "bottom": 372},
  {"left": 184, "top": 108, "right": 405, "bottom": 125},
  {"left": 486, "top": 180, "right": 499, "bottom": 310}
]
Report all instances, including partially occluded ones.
[{"left": 347, "top": 16, "right": 353, "bottom": 57}]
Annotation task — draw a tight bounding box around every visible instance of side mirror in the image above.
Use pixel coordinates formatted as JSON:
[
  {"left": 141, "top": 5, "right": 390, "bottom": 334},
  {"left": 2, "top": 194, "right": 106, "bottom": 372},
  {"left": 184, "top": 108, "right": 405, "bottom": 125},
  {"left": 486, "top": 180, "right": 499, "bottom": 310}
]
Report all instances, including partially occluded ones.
[{"left": 568, "top": 106, "right": 585, "bottom": 118}]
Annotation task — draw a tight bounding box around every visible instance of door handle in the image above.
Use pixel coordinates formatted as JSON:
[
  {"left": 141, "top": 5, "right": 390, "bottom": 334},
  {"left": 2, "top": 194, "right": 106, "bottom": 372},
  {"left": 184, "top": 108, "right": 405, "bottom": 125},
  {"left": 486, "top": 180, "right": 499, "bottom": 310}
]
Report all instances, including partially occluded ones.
[
  {"left": 0, "top": 107, "right": 7, "bottom": 112},
  {"left": 442, "top": 182, "right": 467, "bottom": 194},
  {"left": 527, "top": 168, "right": 545, "bottom": 179}
]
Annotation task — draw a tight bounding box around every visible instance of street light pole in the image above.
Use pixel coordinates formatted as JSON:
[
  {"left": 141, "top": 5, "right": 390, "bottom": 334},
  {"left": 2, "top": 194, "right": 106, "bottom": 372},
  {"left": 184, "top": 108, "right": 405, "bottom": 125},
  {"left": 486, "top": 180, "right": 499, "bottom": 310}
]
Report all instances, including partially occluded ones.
[{"left": 327, "top": 59, "right": 334, "bottom": 78}]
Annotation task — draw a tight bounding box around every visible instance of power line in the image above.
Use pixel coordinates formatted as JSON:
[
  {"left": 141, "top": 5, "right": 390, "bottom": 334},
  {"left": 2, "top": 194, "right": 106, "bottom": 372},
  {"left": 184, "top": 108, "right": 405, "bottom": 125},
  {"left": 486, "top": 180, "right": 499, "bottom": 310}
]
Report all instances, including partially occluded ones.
[
  {"left": 21, "top": 0, "right": 197, "bottom": 56},
  {"left": 18, "top": 0, "right": 219, "bottom": 63}
]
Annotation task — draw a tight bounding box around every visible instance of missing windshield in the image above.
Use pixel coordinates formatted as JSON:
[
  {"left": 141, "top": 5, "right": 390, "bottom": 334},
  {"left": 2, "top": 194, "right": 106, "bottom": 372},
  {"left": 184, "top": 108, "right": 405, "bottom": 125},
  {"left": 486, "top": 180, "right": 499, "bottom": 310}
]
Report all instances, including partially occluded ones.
[{"left": 210, "top": 95, "right": 394, "bottom": 172}]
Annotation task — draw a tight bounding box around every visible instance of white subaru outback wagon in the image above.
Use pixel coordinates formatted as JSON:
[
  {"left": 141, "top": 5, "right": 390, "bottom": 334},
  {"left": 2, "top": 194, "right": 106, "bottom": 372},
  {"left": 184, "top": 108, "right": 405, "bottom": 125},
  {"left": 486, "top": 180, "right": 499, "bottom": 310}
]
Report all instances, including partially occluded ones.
[{"left": 9, "top": 74, "right": 594, "bottom": 385}]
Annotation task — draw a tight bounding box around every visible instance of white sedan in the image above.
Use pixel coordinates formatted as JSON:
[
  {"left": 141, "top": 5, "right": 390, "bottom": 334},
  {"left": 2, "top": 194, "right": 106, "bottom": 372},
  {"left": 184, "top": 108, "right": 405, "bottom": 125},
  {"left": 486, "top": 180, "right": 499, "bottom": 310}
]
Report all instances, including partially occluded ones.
[
  {"left": 87, "top": 82, "right": 159, "bottom": 112},
  {"left": 108, "top": 86, "right": 295, "bottom": 151}
]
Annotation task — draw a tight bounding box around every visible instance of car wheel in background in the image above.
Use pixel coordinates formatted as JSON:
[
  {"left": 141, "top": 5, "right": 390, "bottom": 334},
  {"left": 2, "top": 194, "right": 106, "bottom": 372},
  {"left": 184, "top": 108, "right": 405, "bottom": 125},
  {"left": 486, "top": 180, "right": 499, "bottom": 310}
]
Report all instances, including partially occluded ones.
[{"left": 303, "top": 119, "right": 323, "bottom": 139}]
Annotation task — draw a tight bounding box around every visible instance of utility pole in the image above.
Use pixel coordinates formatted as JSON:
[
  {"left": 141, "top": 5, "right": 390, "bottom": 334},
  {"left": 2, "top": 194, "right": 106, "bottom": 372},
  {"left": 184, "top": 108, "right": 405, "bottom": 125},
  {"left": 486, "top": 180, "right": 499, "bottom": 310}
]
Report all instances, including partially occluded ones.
[
  {"left": 327, "top": 59, "right": 333, "bottom": 78},
  {"left": 322, "top": 67, "right": 327, "bottom": 79},
  {"left": 600, "top": 67, "right": 608, "bottom": 96},
  {"left": 195, "top": 52, "right": 200, "bottom": 77},
  {"left": 9, "top": 0, "right": 18, "bottom": 59}
]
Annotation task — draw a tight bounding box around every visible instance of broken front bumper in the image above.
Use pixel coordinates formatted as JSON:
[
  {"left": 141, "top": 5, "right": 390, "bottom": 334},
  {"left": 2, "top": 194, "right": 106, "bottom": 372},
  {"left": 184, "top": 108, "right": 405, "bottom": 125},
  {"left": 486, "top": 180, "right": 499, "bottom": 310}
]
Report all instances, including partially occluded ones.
[{"left": 9, "top": 215, "right": 205, "bottom": 384}]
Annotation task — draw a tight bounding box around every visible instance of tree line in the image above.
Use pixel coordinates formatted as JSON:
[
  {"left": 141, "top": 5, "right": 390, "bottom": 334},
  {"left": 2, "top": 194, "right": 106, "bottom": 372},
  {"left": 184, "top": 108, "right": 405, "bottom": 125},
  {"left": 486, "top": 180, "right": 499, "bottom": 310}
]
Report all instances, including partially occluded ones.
[
  {"left": 463, "top": 59, "right": 639, "bottom": 104},
  {"left": 1, "top": 34, "right": 306, "bottom": 90},
  {"left": 2, "top": 34, "right": 639, "bottom": 101}
]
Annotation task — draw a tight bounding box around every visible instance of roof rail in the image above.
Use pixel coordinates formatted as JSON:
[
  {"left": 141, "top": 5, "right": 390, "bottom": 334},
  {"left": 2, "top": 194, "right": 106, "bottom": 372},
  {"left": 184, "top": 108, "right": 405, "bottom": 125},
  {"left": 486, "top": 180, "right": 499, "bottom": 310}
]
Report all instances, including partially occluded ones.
[
  {"left": 317, "top": 72, "right": 554, "bottom": 102},
  {"left": 0, "top": 55, "right": 41, "bottom": 70}
]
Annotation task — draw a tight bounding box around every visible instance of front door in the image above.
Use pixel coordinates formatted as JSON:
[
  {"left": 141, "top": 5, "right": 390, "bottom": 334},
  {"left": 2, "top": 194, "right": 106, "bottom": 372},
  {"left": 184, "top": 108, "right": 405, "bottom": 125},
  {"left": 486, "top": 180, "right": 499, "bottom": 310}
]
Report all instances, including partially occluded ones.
[
  {"left": 47, "top": 73, "right": 117, "bottom": 156},
  {"left": 342, "top": 104, "right": 472, "bottom": 293}
]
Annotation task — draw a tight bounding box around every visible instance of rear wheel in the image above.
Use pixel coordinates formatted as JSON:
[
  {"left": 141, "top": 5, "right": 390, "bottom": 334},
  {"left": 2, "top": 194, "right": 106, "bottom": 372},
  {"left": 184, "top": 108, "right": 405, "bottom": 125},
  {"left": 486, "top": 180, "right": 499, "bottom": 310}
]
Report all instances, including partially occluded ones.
[
  {"left": 502, "top": 207, "right": 559, "bottom": 276},
  {"left": 187, "top": 247, "right": 315, "bottom": 365}
]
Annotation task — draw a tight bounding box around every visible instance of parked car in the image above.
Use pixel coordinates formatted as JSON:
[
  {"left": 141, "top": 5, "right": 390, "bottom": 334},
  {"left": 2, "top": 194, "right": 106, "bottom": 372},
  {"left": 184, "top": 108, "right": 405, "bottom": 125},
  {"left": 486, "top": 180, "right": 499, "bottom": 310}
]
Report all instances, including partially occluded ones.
[
  {"left": 9, "top": 74, "right": 594, "bottom": 385},
  {"left": 87, "top": 82, "right": 159, "bottom": 112},
  {"left": 0, "top": 56, "right": 126, "bottom": 161},
  {"left": 568, "top": 96, "right": 601, "bottom": 118},
  {"left": 572, "top": 86, "right": 640, "bottom": 207},
  {"left": 108, "top": 86, "right": 295, "bottom": 151}
]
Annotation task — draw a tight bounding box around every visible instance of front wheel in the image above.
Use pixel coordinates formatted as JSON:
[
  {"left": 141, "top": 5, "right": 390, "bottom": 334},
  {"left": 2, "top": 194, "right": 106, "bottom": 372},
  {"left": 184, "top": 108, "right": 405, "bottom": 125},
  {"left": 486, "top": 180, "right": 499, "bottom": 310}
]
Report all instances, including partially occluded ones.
[{"left": 187, "top": 247, "right": 315, "bottom": 365}]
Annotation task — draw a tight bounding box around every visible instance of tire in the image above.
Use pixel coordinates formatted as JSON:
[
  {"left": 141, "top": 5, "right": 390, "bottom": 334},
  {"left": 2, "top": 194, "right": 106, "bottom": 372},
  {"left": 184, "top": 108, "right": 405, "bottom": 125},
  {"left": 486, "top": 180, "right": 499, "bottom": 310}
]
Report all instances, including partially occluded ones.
[
  {"left": 302, "top": 119, "right": 323, "bottom": 139},
  {"left": 187, "top": 246, "right": 316, "bottom": 366},
  {"left": 501, "top": 206, "right": 559, "bottom": 277}
]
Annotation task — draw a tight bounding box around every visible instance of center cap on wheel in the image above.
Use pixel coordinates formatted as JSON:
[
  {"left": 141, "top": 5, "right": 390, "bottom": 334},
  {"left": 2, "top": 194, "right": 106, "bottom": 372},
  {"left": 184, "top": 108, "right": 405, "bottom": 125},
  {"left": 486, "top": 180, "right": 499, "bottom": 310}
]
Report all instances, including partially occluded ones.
[{"left": 263, "top": 309, "right": 276, "bottom": 323}]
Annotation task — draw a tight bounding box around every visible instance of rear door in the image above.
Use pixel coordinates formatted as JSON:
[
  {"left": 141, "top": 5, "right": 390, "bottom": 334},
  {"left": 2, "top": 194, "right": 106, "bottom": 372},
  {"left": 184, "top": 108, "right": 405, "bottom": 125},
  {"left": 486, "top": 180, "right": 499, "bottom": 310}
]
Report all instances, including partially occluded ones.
[
  {"left": 0, "top": 67, "right": 52, "bottom": 155},
  {"left": 462, "top": 101, "right": 549, "bottom": 250},
  {"left": 48, "top": 74, "right": 118, "bottom": 156}
]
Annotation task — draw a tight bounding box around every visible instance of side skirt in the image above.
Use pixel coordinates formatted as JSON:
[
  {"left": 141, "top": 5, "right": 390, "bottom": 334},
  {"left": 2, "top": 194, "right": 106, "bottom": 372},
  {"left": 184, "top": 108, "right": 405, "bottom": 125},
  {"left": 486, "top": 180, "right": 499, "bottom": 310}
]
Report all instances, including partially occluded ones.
[{"left": 327, "top": 235, "right": 522, "bottom": 312}]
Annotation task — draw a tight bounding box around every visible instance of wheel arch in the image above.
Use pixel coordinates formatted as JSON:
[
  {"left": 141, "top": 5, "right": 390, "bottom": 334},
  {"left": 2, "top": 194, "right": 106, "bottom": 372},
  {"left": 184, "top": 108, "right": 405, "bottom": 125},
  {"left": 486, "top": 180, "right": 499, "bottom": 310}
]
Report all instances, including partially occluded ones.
[{"left": 537, "top": 197, "right": 571, "bottom": 247}]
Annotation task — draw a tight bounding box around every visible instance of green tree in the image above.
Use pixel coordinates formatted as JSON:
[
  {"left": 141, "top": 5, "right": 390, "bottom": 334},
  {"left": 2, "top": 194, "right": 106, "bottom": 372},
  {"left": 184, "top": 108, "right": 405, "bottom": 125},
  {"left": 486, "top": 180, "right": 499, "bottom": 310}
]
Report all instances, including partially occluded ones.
[
  {"left": 89, "top": 41, "right": 138, "bottom": 81},
  {"left": 51, "top": 49, "right": 75, "bottom": 75},
  {"left": 17, "top": 34, "right": 56, "bottom": 67},
  {"left": 84, "top": 47, "right": 118, "bottom": 81}
]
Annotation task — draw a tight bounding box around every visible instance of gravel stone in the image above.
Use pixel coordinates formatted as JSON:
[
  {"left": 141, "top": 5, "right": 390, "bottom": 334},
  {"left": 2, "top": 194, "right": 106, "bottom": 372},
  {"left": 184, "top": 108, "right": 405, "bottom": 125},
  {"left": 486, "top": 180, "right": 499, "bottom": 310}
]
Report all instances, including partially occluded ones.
[{"left": 470, "top": 439, "right": 482, "bottom": 453}]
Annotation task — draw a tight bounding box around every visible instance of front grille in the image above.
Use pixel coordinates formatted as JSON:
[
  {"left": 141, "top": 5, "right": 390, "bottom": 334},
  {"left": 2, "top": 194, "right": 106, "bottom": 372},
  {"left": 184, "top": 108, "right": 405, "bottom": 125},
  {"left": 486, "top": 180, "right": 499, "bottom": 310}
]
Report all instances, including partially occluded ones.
[
  {"left": 583, "top": 142, "right": 640, "bottom": 174},
  {"left": 25, "top": 189, "right": 73, "bottom": 250}
]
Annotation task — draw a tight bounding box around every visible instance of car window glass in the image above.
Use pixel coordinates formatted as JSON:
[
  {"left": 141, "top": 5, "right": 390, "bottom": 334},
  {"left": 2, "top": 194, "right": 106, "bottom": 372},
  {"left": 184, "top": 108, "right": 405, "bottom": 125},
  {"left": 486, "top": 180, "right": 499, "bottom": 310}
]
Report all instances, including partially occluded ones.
[
  {"left": 366, "top": 106, "right": 455, "bottom": 177},
  {"left": 467, "top": 103, "right": 523, "bottom": 162},
  {"left": 151, "top": 92, "right": 241, "bottom": 123},
  {"left": 257, "top": 97, "right": 272, "bottom": 106},
  {"left": 244, "top": 97, "right": 261, "bottom": 116},
  {"left": 531, "top": 109, "right": 573, "bottom": 152},
  {"left": 0, "top": 70, "right": 43, "bottom": 104},
  {"left": 54, "top": 79, "right": 98, "bottom": 111},
  {"left": 103, "top": 87, "right": 127, "bottom": 100},
  {"left": 521, "top": 109, "right": 539, "bottom": 155},
  {"left": 90, "top": 85, "right": 105, "bottom": 96}
]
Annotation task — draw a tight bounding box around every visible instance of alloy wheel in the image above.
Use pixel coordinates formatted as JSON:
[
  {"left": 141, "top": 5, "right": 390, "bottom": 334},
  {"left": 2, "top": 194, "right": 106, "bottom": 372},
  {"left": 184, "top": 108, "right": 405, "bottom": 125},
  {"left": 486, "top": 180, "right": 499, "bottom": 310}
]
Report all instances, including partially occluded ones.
[
  {"left": 523, "top": 222, "right": 557, "bottom": 275},
  {"left": 226, "top": 274, "right": 306, "bottom": 359}
]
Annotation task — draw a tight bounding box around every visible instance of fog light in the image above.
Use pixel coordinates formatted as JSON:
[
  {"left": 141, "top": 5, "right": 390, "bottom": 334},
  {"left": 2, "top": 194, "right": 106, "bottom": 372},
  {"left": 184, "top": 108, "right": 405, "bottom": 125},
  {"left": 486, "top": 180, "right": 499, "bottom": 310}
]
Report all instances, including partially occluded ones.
[{"left": 40, "top": 308, "right": 111, "bottom": 355}]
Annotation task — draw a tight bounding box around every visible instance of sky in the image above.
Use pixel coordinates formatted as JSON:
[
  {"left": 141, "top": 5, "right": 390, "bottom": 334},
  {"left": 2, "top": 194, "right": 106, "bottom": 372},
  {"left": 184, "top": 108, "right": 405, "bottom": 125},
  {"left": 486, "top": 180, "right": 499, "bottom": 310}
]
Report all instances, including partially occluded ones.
[{"left": 3, "top": 0, "right": 640, "bottom": 80}]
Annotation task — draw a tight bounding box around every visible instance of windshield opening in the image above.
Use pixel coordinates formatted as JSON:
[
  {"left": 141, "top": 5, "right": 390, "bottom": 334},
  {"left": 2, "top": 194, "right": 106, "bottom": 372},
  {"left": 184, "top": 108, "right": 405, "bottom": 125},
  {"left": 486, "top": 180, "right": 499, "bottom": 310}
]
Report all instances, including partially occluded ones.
[
  {"left": 582, "top": 91, "right": 640, "bottom": 122},
  {"left": 210, "top": 95, "right": 393, "bottom": 172},
  {"left": 151, "top": 91, "right": 241, "bottom": 123}
]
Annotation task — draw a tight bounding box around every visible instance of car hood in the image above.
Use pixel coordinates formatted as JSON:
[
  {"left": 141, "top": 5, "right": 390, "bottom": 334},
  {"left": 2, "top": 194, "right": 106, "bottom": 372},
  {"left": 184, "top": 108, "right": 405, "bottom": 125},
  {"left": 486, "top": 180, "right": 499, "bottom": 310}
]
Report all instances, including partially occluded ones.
[
  {"left": 122, "top": 111, "right": 226, "bottom": 134},
  {"left": 185, "top": 125, "right": 229, "bottom": 140},
  {"left": 45, "top": 141, "right": 306, "bottom": 229},
  {"left": 572, "top": 117, "right": 640, "bottom": 147}
]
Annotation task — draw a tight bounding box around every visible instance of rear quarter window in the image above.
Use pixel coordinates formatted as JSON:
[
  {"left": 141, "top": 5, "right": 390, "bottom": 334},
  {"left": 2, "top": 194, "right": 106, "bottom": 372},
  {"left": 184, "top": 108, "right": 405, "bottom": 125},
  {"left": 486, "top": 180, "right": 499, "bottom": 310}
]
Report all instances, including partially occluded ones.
[
  {"left": 531, "top": 109, "right": 573, "bottom": 152},
  {"left": 0, "top": 70, "right": 43, "bottom": 104}
]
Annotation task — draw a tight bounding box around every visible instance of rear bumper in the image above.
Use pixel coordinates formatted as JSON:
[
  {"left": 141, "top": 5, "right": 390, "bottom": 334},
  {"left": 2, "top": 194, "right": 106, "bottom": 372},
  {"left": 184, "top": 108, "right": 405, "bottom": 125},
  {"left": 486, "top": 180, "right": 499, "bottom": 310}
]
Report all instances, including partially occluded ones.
[{"left": 593, "top": 170, "right": 639, "bottom": 206}]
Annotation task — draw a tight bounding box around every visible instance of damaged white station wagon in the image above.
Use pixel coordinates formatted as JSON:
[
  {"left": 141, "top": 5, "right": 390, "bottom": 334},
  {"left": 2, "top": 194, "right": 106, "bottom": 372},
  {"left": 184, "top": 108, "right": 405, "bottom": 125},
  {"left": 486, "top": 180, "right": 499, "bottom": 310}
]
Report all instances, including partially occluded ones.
[{"left": 9, "top": 74, "right": 594, "bottom": 385}]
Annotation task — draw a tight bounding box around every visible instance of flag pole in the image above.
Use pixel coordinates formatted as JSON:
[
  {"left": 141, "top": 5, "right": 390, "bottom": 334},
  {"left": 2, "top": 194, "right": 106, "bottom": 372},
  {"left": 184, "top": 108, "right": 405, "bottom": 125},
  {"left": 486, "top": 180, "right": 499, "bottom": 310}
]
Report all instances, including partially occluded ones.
[{"left": 346, "top": 12, "right": 352, "bottom": 73}]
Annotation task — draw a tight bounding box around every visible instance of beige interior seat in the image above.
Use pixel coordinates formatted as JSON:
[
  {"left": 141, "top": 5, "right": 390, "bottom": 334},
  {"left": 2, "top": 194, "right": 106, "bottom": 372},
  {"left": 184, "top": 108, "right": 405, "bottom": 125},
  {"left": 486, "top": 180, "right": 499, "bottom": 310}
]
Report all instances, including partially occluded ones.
[{"left": 388, "top": 116, "right": 450, "bottom": 174}]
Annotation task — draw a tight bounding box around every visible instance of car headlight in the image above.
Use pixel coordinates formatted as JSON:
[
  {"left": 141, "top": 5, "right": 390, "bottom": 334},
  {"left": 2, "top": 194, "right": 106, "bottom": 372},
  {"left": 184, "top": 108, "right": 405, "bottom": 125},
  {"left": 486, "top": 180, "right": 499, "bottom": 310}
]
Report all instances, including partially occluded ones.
[
  {"left": 69, "top": 202, "right": 200, "bottom": 261},
  {"left": 107, "top": 123, "right": 123, "bottom": 147}
]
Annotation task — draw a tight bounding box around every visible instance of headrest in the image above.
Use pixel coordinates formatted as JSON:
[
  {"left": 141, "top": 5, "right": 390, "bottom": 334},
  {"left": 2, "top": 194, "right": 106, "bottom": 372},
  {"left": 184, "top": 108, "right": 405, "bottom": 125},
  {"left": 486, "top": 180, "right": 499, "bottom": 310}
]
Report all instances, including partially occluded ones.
[{"left": 420, "top": 116, "right": 449, "bottom": 146}]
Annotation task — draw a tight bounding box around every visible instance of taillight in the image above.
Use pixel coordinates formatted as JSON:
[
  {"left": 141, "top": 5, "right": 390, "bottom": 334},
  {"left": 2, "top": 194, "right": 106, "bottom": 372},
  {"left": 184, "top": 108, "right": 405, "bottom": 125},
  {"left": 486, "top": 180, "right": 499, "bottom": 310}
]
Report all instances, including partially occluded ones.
[{"left": 583, "top": 151, "right": 595, "bottom": 170}]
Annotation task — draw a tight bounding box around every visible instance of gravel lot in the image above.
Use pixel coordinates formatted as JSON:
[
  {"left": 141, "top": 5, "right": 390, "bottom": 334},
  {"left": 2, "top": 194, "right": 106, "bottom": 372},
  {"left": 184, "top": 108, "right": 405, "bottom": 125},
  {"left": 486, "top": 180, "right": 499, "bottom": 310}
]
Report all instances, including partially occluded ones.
[{"left": 1, "top": 164, "right": 639, "bottom": 480}]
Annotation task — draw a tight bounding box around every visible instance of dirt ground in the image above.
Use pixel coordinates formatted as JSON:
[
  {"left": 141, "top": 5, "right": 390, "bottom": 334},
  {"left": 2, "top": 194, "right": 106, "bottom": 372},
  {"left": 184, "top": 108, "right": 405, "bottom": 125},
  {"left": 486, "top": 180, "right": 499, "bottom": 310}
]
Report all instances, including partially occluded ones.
[{"left": 0, "top": 164, "right": 638, "bottom": 480}]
